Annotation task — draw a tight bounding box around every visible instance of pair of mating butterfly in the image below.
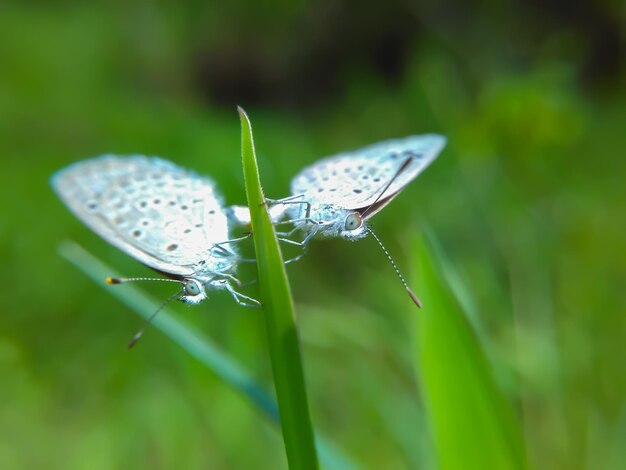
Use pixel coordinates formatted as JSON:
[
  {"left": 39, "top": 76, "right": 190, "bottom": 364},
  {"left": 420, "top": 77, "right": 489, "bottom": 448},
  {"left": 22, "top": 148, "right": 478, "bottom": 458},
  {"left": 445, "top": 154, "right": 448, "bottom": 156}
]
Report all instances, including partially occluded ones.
[{"left": 52, "top": 134, "right": 446, "bottom": 321}]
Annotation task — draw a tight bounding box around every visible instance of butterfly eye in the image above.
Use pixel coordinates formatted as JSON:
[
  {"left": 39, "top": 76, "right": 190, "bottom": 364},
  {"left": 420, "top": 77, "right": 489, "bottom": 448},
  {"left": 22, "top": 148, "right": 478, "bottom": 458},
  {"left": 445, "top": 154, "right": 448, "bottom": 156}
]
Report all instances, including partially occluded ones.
[
  {"left": 184, "top": 279, "right": 203, "bottom": 297},
  {"left": 344, "top": 212, "right": 363, "bottom": 231}
]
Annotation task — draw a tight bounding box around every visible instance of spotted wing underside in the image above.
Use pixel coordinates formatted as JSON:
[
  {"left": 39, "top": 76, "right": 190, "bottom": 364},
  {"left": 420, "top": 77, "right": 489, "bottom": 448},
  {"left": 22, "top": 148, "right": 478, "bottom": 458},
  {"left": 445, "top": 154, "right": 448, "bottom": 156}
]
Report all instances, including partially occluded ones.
[
  {"left": 51, "top": 155, "right": 229, "bottom": 276},
  {"left": 290, "top": 135, "right": 446, "bottom": 212}
]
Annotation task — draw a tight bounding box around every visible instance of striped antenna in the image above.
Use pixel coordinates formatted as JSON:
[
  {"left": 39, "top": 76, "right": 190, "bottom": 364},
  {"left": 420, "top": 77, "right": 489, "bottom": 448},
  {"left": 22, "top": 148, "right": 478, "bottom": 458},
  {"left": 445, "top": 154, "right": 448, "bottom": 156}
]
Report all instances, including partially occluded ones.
[
  {"left": 127, "top": 289, "right": 183, "bottom": 348},
  {"left": 104, "top": 276, "right": 185, "bottom": 347},
  {"left": 365, "top": 226, "right": 422, "bottom": 309}
]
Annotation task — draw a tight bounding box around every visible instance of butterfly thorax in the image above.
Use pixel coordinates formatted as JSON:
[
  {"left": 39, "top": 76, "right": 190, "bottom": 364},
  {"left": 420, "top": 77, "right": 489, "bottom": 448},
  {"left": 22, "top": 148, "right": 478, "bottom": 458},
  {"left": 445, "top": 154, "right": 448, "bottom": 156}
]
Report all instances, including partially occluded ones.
[
  {"left": 180, "top": 253, "right": 238, "bottom": 304},
  {"left": 290, "top": 202, "right": 368, "bottom": 240}
]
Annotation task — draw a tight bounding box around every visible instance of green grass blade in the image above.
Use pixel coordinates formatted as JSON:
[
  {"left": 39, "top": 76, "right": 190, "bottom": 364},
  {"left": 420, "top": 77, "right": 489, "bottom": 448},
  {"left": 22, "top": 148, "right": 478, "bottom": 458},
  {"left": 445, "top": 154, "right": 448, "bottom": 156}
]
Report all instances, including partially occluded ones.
[
  {"left": 412, "top": 232, "right": 527, "bottom": 470},
  {"left": 239, "top": 107, "right": 319, "bottom": 470},
  {"left": 59, "top": 241, "right": 354, "bottom": 470}
]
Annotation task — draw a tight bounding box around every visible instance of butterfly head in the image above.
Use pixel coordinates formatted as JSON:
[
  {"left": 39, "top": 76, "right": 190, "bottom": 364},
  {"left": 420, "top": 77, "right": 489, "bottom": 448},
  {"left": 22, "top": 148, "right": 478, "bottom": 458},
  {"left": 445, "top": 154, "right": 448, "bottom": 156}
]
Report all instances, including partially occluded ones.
[
  {"left": 306, "top": 203, "right": 368, "bottom": 240},
  {"left": 180, "top": 278, "right": 207, "bottom": 304}
]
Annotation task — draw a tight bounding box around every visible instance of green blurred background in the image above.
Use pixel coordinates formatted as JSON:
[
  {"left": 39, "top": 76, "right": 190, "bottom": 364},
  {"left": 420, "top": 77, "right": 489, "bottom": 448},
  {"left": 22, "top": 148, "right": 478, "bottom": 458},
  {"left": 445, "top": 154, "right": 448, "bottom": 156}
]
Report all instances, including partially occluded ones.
[{"left": 1, "top": 1, "right": 624, "bottom": 469}]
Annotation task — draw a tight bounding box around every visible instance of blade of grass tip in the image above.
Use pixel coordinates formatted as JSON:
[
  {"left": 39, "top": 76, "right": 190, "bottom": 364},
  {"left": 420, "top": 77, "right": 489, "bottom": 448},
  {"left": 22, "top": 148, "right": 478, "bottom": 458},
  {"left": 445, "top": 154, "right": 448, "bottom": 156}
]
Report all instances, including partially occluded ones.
[
  {"left": 238, "top": 106, "right": 319, "bottom": 470},
  {"left": 411, "top": 231, "right": 526, "bottom": 470},
  {"left": 58, "top": 241, "right": 355, "bottom": 470}
]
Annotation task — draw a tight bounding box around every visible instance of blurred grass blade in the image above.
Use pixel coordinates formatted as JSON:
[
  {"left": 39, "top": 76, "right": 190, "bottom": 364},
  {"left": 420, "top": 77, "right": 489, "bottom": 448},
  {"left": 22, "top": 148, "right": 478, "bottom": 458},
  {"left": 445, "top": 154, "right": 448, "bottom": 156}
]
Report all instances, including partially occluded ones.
[
  {"left": 239, "top": 107, "right": 319, "bottom": 470},
  {"left": 412, "top": 232, "right": 526, "bottom": 470},
  {"left": 59, "top": 241, "right": 355, "bottom": 470}
]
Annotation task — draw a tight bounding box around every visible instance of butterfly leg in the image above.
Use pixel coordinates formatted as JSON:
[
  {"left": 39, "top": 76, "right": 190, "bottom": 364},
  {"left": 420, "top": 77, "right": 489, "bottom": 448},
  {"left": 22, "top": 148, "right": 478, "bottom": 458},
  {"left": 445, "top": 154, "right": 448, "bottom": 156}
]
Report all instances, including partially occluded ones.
[
  {"left": 265, "top": 194, "right": 306, "bottom": 205},
  {"left": 272, "top": 212, "right": 329, "bottom": 233},
  {"left": 274, "top": 224, "right": 304, "bottom": 237},
  {"left": 277, "top": 229, "right": 317, "bottom": 247},
  {"left": 230, "top": 226, "right": 313, "bottom": 264},
  {"left": 265, "top": 195, "right": 313, "bottom": 221},
  {"left": 224, "top": 282, "right": 262, "bottom": 308},
  {"left": 211, "top": 271, "right": 243, "bottom": 287},
  {"left": 283, "top": 242, "right": 310, "bottom": 264},
  {"left": 212, "top": 232, "right": 253, "bottom": 257},
  {"left": 212, "top": 233, "right": 258, "bottom": 263},
  {"left": 278, "top": 229, "right": 318, "bottom": 264}
]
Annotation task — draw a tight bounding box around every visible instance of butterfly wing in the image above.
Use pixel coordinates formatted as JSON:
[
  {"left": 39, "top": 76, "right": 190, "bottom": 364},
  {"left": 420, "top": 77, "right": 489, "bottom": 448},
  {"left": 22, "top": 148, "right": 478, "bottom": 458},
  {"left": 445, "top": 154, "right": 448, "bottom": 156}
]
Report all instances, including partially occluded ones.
[
  {"left": 290, "top": 135, "right": 446, "bottom": 213},
  {"left": 51, "top": 155, "right": 230, "bottom": 276}
]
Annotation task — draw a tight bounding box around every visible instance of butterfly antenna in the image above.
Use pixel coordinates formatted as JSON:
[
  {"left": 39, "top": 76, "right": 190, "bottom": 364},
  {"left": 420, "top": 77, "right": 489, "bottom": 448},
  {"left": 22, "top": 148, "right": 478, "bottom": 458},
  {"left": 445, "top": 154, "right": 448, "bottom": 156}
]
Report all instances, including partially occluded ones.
[
  {"left": 127, "top": 289, "right": 183, "bottom": 349},
  {"left": 361, "top": 156, "right": 414, "bottom": 218},
  {"left": 365, "top": 226, "right": 422, "bottom": 308},
  {"left": 104, "top": 276, "right": 186, "bottom": 348},
  {"left": 106, "top": 276, "right": 184, "bottom": 285}
]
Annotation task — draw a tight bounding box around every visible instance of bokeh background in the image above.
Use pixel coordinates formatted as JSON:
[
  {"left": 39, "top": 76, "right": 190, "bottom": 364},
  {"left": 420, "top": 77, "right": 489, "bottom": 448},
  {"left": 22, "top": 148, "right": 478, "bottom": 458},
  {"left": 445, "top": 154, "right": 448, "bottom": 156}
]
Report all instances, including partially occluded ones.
[{"left": 1, "top": 1, "right": 625, "bottom": 469}]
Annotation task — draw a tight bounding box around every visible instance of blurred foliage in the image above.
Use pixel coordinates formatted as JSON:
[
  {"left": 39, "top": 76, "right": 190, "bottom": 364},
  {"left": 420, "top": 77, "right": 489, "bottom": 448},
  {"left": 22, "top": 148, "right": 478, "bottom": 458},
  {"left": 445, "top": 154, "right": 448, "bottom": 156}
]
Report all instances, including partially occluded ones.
[
  {"left": 0, "top": 1, "right": 624, "bottom": 469},
  {"left": 413, "top": 232, "right": 526, "bottom": 470}
]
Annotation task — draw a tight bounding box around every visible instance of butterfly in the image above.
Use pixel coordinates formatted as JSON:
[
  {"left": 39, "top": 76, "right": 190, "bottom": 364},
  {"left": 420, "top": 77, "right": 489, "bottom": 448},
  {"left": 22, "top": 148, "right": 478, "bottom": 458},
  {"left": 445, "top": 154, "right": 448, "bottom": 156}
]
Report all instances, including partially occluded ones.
[
  {"left": 51, "top": 155, "right": 259, "bottom": 308},
  {"left": 267, "top": 134, "right": 447, "bottom": 306}
]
